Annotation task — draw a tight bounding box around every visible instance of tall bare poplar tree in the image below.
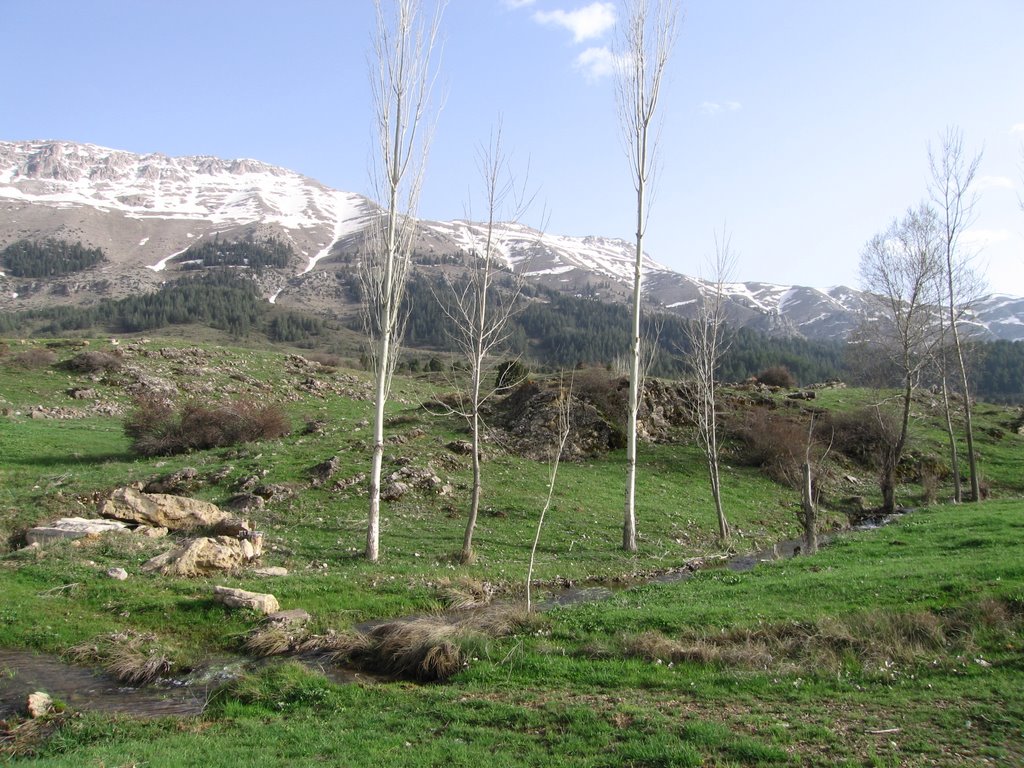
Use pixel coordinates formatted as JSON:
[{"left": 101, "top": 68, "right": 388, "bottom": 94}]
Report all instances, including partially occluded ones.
[
  {"left": 363, "top": 0, "right": 443, "bottom": 562},
  {"left": 616, "top": 0, "right": 679, "bottom": 553},
  {"left": 443, "top": 122, "right": 531, "bottom": 564},
  {"left": 929, "top": 127, "right": 983, "bottom": 502},
  {"left": 684, "top": 230, "right": 735, "bottom": 547},
  {"left": 859, "top": 204, "right": 943, "bottom": 514}
]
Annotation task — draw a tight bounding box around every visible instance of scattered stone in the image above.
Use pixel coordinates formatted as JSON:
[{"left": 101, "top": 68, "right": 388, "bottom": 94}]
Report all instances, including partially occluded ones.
[
  {"left": 134, "top": 526, "right": 169, "bottom": 539},
  {"left": 253, "top": 566, "right": 289, "bottom": 577},
  {"left": 382, "top": 481, "right": 410, "bottom": 501},
  {"left": 265, "top": 608, "right": 310, "bottom": 626},
  {"left": 446, "top": 439, "right": 474, "bottom": 455},
  {"left": 209, "top": 517, "right": 252, "bottom": 537},
  {"left": 303, "top": 419, "right": 328, "bottom": 436},
  {"left": 213, "top": 586, "right": 279, "bottom": 615},
  {"left": 67, "top": 387, "right": 96, "bottom": 400},
  {"left": 222, "top": 493, "right": 265, "bottom": 513},
  {"left": 26, "top": 517, "right": 131, "bottom": 546},
  {"left": 333, "top": 472, "right": 367, "bottom": 493},
  {"left": 206, "top": 465, "right": 235, "bottom": 484},
  {"left": 99, "top": 487, "right": 231, "bottom": 531},
  {"left": 27, "top": 692, "right": 53, "bottom": 718},
  {"left": 106, "top": 567, "right": 129, "bottom": 581},
  {"left": 251, "top": 483, "right": 294, "bottom": 502},
  {"left": 143, "top": 467, "right": 200, "bottom": 494},
  {"left": 310, "top": 456, "right": 341, "bottom": 487},
  {"left": 142, "top": 534, "right": 264, "bottom": 577},
  {"left": 787, "top": 390, "right": 816, "bottom": 401}
]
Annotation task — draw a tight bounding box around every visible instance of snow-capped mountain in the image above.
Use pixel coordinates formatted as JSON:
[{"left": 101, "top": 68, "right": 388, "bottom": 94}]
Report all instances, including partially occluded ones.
[{"left": 2, "top": 139, "right": 1022, "bottom": 342}]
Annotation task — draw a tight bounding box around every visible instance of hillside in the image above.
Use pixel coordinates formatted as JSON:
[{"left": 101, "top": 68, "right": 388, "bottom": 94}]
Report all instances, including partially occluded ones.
[{"left": 0, "top": 336, "right": 1022, "bottom": 764}]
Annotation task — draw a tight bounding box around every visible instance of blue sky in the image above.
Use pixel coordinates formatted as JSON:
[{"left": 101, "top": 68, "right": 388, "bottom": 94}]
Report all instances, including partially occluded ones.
[{"left": 3, "top": 0, "right": 1022, "bottom": 294}]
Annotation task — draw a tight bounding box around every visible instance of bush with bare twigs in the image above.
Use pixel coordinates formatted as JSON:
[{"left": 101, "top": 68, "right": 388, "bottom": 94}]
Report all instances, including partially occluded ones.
[
  {"left": 64, "top": 350, "right": 122, "bottom": 374},
  {"left": 756, "top": 365, "right": 796, "bottom": 388},
  {"left": 124, "top": 395, "right": 291, "bottom": 456},
  {"left": 5, "top": 348, "right": 57, "bottom": 370}
]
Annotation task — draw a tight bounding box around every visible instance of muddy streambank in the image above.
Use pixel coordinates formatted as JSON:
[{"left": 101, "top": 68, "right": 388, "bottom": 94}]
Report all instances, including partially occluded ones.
[{"left": 0, "top": 511, "right": 904, "bottom": 718}]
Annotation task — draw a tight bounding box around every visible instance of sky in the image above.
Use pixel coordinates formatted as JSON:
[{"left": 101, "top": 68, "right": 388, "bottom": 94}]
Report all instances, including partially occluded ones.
[{"left": 3, "top": 0, "right": 1023, "bottom": 294}]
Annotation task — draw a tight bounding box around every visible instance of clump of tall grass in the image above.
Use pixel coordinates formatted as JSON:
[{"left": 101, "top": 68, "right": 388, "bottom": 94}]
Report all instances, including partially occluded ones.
[
  {"left": 66, "top": 631, "right": 177, "bottom": 685},
  {"left": 329, "top": 606, "right": 542, "bottom": 682},
  {"left": 614, "top": 598, "right": 1022, "bottom": 678}
]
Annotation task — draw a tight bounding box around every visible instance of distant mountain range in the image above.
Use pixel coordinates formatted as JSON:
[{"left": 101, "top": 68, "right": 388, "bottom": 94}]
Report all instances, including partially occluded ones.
[{"left": 2, "top": 139, "right": 1022, "bottom": 341}]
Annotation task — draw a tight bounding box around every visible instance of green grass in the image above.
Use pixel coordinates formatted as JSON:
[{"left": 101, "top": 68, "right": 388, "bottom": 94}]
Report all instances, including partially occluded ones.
[{"left": 2, "top": 337, "right": 1023, "bottom": 765}]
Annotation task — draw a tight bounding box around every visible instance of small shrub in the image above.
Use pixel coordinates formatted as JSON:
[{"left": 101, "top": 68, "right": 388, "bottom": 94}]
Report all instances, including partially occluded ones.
[
  {"left": 756, "top": 365, "right": 796, "bottom": 388},
  {"left": 572, "top": 366, "right": 628, "bottom": 424},
  {"left": 495, "top": 359, "right": 529, "bottom": 390},
  {"left": 6, "top": 348, "right": 57, "bottom": 369},
  {"left": 64, "top": 350, "right": 122, "bottom": 374},
  {"left": 731, "top": 408, "right": 807, "bottom": 486},
  {"left": 124, "top": 396, "right": 291, "bottom": 456},
  {"left": 306, "top": 351, "right": 341, "bottom": 369},
  {"left": 826, "top": 407, "right": 899, "bottom": 468}
]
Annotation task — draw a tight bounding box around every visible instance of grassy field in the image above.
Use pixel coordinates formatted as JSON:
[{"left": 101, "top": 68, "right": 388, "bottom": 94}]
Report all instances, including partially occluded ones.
[{"left": 1, "top": 337, "right": 1022, "bottom": 765}]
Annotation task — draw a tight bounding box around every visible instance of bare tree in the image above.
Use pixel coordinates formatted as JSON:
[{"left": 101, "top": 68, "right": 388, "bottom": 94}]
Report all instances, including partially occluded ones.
[
  {"left": 929, "top": 127, "right": 984, "bottom": 502},
  {"left": 859, "top": 204, "right": 943, "bottom": 514},
  {"left": 684, "top": 229, "right": 735, "bottom": 547},
  {"left": 362, "top": 0, "right": 444, "bottom": 562},
  {"left": 442, "top": 122, "right": 532, "bottom": 564},
  {"left": 796, "top": 415, "right": 832, "bottom": 556},
  {"left": 615, "top": 0, "right": 679, "bottom": 553},
  {"left": 526, "top": 375, "right": 573, "bottom": 612}
]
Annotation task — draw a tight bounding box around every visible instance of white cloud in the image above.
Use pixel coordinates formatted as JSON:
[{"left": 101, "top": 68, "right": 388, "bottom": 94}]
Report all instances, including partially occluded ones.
[
  {"left": 1010, "top": 123, "right": 1024, "bottom": 134},
  {"left": 976, "top": 175, "right": 1015, "bottom": 191},
  {"left": 533, "top": 2, "right": 616, "bottom": 43},
  {"left": 574, "top": 46, "right": 620, "bottom": 81},
  {"left": 699, "top": 100, "right": 742, "bottom": 116}
]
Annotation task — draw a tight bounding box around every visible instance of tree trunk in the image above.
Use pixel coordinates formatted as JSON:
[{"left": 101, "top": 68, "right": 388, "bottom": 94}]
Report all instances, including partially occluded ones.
[
  {"left": 801, "top": 462, "right": 818, "bottom": 555},
  {"left": 461, "top": 388, "right": 482, "bottom": 564},
  {"left": 622, "top": 180, "right": 644, "bottom": 554},
  {"left": 939, "top": 371, "right": 962, "bottom": 503}
]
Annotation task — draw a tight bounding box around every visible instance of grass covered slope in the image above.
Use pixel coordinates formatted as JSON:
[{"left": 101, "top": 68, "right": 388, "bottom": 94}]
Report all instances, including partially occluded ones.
[
  {"left": 6, "top": 502, "right": 1023, "bottom": 766},
  {"left": 1, "top": 337, "right": 1023, "bottom": 765}
]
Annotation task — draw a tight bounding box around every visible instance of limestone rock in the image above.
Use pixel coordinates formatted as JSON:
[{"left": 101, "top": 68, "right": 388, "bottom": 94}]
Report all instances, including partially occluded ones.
[
  {"left": 142, "top": 534, "right": 263, "bottom": 577},
  {"left": 309, "top": 456, "right": 340, "bottom": 487},
  {"left": 252, "top": 566, "right": 289, "bottom": 577},
  {"left": 27, "top": 691, "right": 53, "bottom": 718},
  {"left": 381, "top": 481, "right": 410, "bottom": 501},
  {"left": 99, "top": 487, "right": 231, "bottom": 531},
  {"left": 106, "top": 567, "right": 129, "bottom": 580},
  {"left": 213, "top": 585, "right": 279, "bottom": 615},
  {"left": 222, "top": 493, "right": 265, "bottom": 513},
  {"left": 143, "top": 467, "right": 200, "bottom": 494},
  {"left": 26, "top": 517, "right": 130, "bottom": 546}
]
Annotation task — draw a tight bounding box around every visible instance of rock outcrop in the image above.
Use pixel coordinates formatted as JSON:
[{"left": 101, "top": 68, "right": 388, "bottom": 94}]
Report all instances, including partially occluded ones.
[
  {"left": 141, "top": 533, "right": 264, "bottom": 577},
  {"left": 99, "top": 487, "right": 232, "bottom": 531},
  {"left": 25, "top": 517, "right": 131, "bottom": 546},
  {"left": 212, "top": 586, "right": 279, "bottom": 615}
]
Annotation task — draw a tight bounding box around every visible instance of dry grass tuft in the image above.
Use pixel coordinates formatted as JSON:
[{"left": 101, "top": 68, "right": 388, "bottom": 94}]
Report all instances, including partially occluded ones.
[
  {"left": 325, "top": 604, "right": 541, "bottom": 683},
  {"left": 0, "top": 714, "right": 68, "bottom": 759},
  {"left": 242, "top": 625, "right": 299, "bottom": 658},
  {"left": 617, "top": 599, "right": 1022, "bottom": 677},
  {"left": 436, "top": 577, "right": 494, "bottom": 610},
  {"left": 66, "top": 631, "right": 175, "bottom": 686}
]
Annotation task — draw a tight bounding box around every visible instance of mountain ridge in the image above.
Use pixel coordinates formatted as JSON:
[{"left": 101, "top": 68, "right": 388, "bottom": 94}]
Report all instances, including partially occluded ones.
[{"left": 2, "top": 139, "right": 1022, "bottom": 342}]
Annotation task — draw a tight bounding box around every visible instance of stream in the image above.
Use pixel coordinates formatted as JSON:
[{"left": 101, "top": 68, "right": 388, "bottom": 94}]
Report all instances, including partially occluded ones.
[{"left": 0, "top": 512, "right": 901, "bottom": 719}]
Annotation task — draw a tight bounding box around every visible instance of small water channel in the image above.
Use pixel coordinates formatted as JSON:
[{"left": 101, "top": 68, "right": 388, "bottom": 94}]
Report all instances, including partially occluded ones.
[{"left": 0, "top": 512, "right": 902, "bottom": 718}]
